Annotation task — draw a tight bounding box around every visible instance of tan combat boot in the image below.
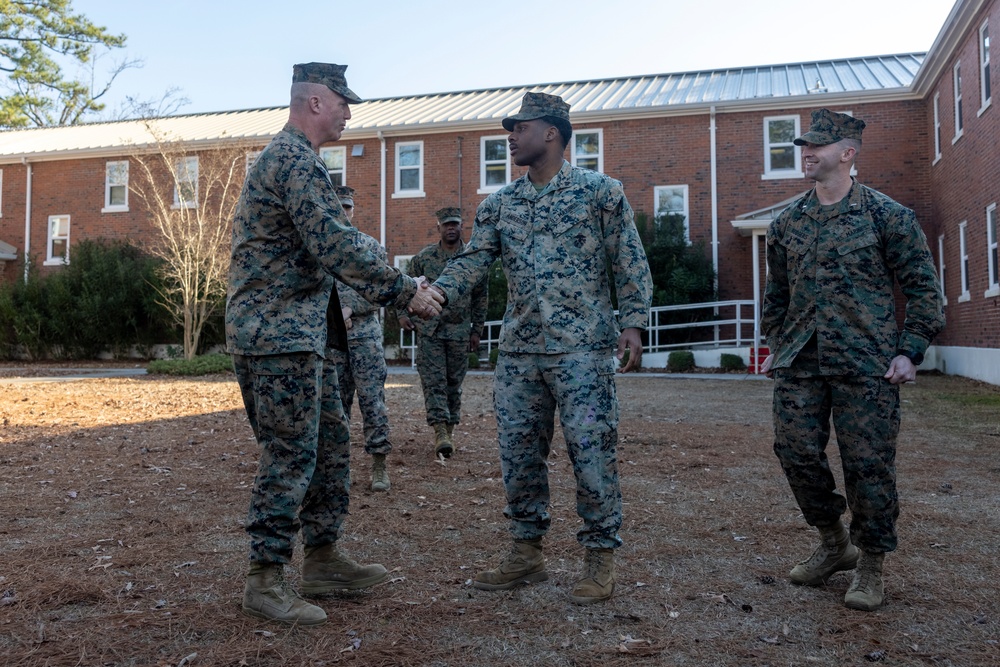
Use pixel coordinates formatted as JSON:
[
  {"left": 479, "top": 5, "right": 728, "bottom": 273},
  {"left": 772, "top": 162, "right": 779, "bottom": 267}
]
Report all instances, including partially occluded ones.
[
  {"left": 845, "top": 551, "right": 885, "bottom": 611},
  {"left": 569, "top": 548, "right": 616, "bottom": 604},
  {"left": 789, "top": 520, "right": 859, "bottom": 586},
  {"left": 433, "top": 422, "right": 454, "bottom": 458},
  {"left": 300, "top": 544, "right": 389, "bottom": 595},
  {"left": 473, "top": 538, "right": 548, "bottom": 590},
  {"left": 242, "top": 562, "right": 327, "bottom": 625},
  {"left": 371, "top": 453, "right": 390, "bottom": 492}
]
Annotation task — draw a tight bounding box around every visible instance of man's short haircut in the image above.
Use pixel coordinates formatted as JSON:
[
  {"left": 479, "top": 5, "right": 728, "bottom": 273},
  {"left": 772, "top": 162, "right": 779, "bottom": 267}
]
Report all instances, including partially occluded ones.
[
  {"left": 842, "top": 137, "right": 862, "bottom": 153},
  {"left": 541, "top": 115, "right": 573, "bottom": 148}
]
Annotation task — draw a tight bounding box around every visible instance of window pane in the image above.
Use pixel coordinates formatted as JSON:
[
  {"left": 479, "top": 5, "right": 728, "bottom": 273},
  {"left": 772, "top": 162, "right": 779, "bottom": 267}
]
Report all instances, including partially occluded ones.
[
  {"left": 768, "top": 120, "right": 795, "bottom": 143},
  {"left": 577, "top": 157, "right": 599, "bottom": 171},
  {"left": 485, "top": 139, "right": 507, "bottom": 161},
  {"left": 770, "top": 147, "right": 795, "bottom": 170},
  {"left": 400, "top": 168, "right": 419, "bottom": 190},
  {"left": 51, "top": 239, "right": 67, "bottom": 258},
  {"left": 50, "top": 217, "right": 68, "bottom": 236},
  {"left": 399, "top": 145, "right": 420, "bottom": 167},
  {"left": 485, "top": 164, "right": 507, "bottom": 186},
  {"left": 575, "top": 133, "right": 599, "bottom": 156},
  {"left": 108, "top": 162, "right": 128, "bottom": 185},
  {"left": 329, "top": 172, "right": 343, "bottom": 186},
  {"left": 658, "top": 189, "right": 685, "bottom": 214},
  {"left": 321, "top": 149, "right": 343, "bottom": 170},
  {"left": 110, "top": 185, "right": 126, "bottom": 206}
]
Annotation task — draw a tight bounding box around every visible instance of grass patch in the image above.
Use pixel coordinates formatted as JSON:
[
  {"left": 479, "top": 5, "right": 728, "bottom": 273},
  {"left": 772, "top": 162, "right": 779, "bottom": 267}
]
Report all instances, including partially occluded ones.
[{"left": 146, "top": 353, "right": 233, "bottom": 376}]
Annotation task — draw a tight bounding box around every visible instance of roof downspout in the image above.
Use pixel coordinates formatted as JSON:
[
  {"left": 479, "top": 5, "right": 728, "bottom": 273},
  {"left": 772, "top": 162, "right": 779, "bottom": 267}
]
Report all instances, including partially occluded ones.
[
  {"left": 378, "top": 131, "right": 387, "bottom": 248},
  {"left": 22, "top": 157, "right": 32, "bottom": 283},
  {"left": 709, "top": 106, "right": 719, "bottom": 292}
]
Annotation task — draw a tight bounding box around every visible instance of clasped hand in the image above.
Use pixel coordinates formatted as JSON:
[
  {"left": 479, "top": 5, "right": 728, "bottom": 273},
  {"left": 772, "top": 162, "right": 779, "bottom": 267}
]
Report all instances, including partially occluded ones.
[{"left": 406, "top": 277, "right": 445, "bottom": 320}]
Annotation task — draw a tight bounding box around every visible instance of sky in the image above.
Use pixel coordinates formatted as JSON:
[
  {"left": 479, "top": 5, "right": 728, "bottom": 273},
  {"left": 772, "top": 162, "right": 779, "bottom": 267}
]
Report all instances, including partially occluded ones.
[{"left": 68, "top": 0, "right": 959, "bottom": 118}]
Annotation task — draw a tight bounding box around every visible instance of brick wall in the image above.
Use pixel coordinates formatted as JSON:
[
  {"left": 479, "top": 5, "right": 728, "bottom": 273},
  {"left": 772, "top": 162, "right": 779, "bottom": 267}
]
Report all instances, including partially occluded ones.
[{"left": 927, "top": 0, "right": 1000, "bottom": 349}]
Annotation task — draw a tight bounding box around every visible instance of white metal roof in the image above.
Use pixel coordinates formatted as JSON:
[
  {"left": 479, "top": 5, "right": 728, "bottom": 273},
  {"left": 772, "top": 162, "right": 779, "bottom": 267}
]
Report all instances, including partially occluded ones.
[{"left": 0, "top": 53, "right": 925, "bottom": 163}]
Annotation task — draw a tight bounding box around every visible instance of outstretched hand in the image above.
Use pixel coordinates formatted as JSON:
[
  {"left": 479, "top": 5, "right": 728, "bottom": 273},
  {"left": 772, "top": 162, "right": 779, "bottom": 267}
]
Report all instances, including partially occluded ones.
[{"left": 407, "top": 277, "right": 445, "bottom": 320}]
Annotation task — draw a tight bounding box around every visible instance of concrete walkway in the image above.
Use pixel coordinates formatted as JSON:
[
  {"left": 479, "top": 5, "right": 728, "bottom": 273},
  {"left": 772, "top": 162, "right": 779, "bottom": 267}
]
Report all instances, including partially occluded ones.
[{"left": 0, "top": 365, "right": 770, "bottom": 383}]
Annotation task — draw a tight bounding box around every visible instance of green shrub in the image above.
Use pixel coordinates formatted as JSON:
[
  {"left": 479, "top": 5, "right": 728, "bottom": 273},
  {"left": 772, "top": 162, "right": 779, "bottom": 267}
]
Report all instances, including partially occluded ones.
[
  {"left": 147, "top": 353, "right": 233, "bottom": 376},
  {"left": 667, "top": 350, "right": 695, "bottom": 372},
  {"left": 489, "top": 348, "right": 499, "bottom": 367},
  {"left": 467, "top": 351, "right": 480, "bottom": 369},
  {"left": 720, "top": 353, "right": 746, "bottom": 372},
  {"left": 0, "top": 240, "right": 177, "bottom": 360}
]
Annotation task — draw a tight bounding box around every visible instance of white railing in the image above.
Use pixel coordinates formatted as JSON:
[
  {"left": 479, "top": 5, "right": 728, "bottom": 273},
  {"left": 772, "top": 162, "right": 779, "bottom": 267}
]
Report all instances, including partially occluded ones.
[{"left": 399, "top": 299, "right": 761, "bottom": 367}]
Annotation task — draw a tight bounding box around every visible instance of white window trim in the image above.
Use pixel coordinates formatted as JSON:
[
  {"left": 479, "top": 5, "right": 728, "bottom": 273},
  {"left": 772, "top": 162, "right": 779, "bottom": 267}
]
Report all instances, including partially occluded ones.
[
  {"left": 953, "top": 61, "right": 964, "bottom": 143},
  {"left": 653, "top": 184, "right": 691, "bottom": 244},
  {"left": 172, "top": 156, "right": 198, "bottom": 209},
  {"left": 393, "top": 254, "right": 413, "bottom": 272},
  {"left": 571, "top": 128, "right": 604, "bottom": 173},
  {"left": 478, "top": 135, "right": 510, "bottom": 194},
  {"left": 959, "top": 220, "right": 971, "bottom": 302},
  {"left": 392, "top": 141, "right": 425, "bottom": 198},
  {"left": 44, "top": 214, "right": 70, "bottom": 266},
  {"left": 986, "top": 203, "right": 999, "bottom": 297},
  {"left": 932, "top": 93, "right": 943, "bottom": 165},
  {"left": 319, "top": 146, "right": 347, "bottom": 186},
  {"left": 979, "top": 19, "right": 992, "bottom": 116},
  {"left": 938, "top": 234, "right": 948, "bottom": 306},
  {"left": 761, "top": 115, "right": 804, "bottom": 180},
  {"left": 101, "top": 160, "right": 129, "bottom": 213}
]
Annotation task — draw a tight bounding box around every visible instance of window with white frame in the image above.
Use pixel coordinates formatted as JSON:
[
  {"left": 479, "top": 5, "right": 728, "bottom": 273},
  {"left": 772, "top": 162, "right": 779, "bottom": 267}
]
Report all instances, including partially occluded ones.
[
  {"left": 653, "top": 185, "right": 690, "bottom": 243},
  {"left": 102, "top": 160, "right": 128, "bottom": 212},
  {"left": 938, "top": 234, "right": 948, "bottom": 306},
  {"left": 173, "top": 156, "right": 198, "bottom": 208},
  {"left": 762, "top": 115, "right": 802, "bottom": 179},
  {"left": 394, "top": 254, "right": 413, "bottom": 273},
  {"left": 319, "top": 146, "right": 346, "bottom": 186},
  {"left": 980, "top": 20, "right": 992, "bottom": 113},
  {"left": 959, "top": 221, "right": 970, "bottom": 302},
  {"left": 953, "top": 62, "right": 964, "bottom": 141},
  {"left": 393, "top": 141, "right": 424, "bottom": 197},
  {"left": 933, "top": 93, "right": 942, "bottom": 164},
  {"left": 46, "top": 214, "right": 70, "bottom": 265},
  {"left": 479, "top": 136, "right": 510, "bottom": 193},
  {"left": 571, "top": 129, "right": 603, "bottom": 172},
  {"left": 987, "top": 203, "right": 999, "bottom": 297}
]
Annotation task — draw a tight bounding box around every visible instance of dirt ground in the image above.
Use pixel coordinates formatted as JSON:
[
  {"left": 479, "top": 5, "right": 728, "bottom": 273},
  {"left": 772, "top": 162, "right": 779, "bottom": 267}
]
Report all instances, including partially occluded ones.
[{"left": 0, "top": 364, "right": 998, "bottom": 667}]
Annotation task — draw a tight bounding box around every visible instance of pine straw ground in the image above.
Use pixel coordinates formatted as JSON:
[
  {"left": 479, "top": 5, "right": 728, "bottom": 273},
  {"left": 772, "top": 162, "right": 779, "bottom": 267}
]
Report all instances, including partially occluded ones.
[{"left": 0, "top": 365, "right": 998, "bottom": 667}]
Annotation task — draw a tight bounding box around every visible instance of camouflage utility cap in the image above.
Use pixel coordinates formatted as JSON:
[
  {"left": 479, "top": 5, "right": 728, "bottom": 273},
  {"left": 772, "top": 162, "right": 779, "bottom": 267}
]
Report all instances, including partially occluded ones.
[
  {"left": 436, "top": 207, "right": 462, "bottom": 224},
  {"left": 334, "top": 185, "right": 355, "bottom": 207},
  {"left": 502, "top": 92, "right": 571, "bottom": 131},
  {"left": 794, "top": 108, "right": 866, "bottom": 146},
  {"left": 292, "top": 62, "right": 362, "bottom": 104}
]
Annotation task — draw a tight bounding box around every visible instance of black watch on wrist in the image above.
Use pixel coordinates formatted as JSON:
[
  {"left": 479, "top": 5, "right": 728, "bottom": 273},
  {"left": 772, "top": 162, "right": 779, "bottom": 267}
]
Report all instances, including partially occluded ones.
[{"left": 899, "top": 350, "right": 924, "bottom": 365}]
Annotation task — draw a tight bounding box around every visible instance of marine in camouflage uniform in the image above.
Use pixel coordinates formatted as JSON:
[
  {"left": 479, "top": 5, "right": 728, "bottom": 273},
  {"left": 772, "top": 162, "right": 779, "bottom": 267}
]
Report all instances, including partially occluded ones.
[
  {"left": 761, "top": 109, "right": 945, "bottom": 612},
  {"left": 433, "top": 92, "right": 652, "bottom": 605},
  {"left": 226, "top": 63, "right": 442, "bottom": 625},
  {"left": 326, "top": 186, "right": 394, "bottom": 492},
  {"left": 399, "top": 207, "right": 488, "bottom": 458}
]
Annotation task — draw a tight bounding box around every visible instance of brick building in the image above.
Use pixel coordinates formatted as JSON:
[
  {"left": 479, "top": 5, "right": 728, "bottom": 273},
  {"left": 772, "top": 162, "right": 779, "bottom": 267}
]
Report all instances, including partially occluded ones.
[{"left": 0, "top": 0, "right": 996, "bottom": 383}]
